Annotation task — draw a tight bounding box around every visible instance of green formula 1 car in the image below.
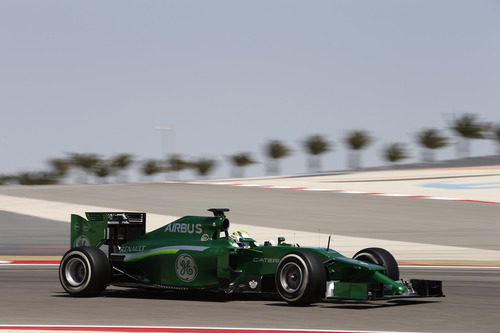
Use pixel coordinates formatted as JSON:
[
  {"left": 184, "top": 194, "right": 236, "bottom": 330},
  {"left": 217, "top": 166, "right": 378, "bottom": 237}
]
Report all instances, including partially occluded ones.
[{"left": 59, "top": 208, "right": 443, "bottom": 305}]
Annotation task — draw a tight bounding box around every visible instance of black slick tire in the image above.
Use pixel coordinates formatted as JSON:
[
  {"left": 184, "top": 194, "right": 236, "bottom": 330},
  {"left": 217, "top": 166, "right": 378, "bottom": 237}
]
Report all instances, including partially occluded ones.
[
  {"left": 275, "top": 251, "right": 326, "bottom": 306},
  {"left": 59, "top": 246, "right": 111, "bottom": 297},
  {"left": 352, "top": 247, "right": 399, "bottom": 281}
]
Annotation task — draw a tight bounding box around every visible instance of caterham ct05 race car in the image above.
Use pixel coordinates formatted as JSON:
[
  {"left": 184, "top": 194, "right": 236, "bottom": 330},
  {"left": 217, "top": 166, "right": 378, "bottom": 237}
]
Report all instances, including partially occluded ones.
[{"left": 59, "top": 208, "right": 443, "bottom": 305}]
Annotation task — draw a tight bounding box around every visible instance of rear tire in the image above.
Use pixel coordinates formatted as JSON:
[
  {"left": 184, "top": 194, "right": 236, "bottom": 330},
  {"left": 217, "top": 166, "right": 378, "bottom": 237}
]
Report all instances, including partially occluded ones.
[
  {"left": 59, "top": 246, "right": 110, "bottom": 296},
  {"left": 353, "top": 247, "right": 399, "bottom": 281},
  {"left": 275, "top": 251, "right": 326, "bottom": 306}
]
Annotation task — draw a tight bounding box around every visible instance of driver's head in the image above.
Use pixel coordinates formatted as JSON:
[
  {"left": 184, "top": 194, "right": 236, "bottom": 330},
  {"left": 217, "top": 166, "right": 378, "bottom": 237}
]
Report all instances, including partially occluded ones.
[{"left": 229, "top": 230, "right": 251, "bottom": 248}]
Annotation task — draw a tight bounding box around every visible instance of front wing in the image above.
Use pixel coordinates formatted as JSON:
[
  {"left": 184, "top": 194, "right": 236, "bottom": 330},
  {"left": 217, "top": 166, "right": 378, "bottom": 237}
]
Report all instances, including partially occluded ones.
[{"left": 325, "top": 278, "right": 444, "bottom": 300}]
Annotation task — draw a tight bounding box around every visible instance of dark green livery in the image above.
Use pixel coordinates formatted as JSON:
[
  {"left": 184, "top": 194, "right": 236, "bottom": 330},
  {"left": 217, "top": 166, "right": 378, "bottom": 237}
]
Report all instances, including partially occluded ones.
[{"left": 59, "top": 208, "right": 443, "bottom": 305}]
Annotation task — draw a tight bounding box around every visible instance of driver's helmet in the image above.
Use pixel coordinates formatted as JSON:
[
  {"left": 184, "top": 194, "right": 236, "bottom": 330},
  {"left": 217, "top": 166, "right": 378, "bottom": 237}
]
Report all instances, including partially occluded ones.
[{"left": 229, "top": 230, "right": 252, "bottom": 248}]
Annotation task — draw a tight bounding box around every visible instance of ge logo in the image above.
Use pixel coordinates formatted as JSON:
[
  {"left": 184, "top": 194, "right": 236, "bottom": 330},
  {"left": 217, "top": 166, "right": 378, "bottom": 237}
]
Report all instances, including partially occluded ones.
[
  {"left": 175, "top": 254, "right": 198, "bottom": 282},
  {"left": 249, "top": 280, "right": 258, "bottom": 289},
  {"left": 74, "top": 235, "right": 91, "bottom": 247}
]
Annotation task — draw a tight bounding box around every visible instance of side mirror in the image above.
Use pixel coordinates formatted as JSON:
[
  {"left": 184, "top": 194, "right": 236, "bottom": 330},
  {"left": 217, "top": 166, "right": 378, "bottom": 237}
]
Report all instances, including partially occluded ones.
[{"left": 221, "top": 218, "right": 230, "bottom": 231}]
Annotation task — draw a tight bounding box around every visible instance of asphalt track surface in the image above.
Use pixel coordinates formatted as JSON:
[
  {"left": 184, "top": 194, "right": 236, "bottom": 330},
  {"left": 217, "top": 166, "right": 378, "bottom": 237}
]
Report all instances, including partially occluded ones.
[
  {"left": 1, "top": 183, "right": 500, "bottom": 332},
  {"left": 0, "top": 266, "right": 498, "bottom": 332}
]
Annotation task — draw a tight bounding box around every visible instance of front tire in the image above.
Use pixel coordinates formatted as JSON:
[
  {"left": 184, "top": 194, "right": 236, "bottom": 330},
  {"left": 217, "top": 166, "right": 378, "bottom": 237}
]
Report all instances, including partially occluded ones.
[
  {"left": 353, "top": 247, "right": 399, "bottom": 281},
  {"left": 59, "top": 247, "right": 110, "bottom": 296},
  {"left": 275, "top": 251, "right": 326, "bottom": 306}
]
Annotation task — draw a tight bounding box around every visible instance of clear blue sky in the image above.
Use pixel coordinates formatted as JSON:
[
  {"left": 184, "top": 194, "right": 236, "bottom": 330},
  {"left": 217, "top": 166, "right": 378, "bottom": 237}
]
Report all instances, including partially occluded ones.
[{"left": 1, "top": 1, "right": 499, "bottom": 179}]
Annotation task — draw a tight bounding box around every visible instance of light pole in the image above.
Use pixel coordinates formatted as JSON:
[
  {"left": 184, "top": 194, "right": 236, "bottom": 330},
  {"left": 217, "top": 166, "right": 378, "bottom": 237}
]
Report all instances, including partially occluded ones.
[
  {"left": 155, "top": 125, "right": 175, "bottom": 179},
  {"left": 155, "top": 125, "right": 175, "bottom": 159}
]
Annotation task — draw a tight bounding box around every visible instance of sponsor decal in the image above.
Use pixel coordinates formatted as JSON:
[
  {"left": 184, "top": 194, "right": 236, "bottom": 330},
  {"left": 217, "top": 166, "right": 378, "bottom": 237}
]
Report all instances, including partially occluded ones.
[
  {"left": 175, "top": 254, "right": 198, "bottom": 282},
  {"left": 73, "top": 223, "right": 80, "bottom": 232},
  {"left": 120, "top": 245, "right": 146, "bottom": 253},
  {"left": 164, "top": 223, "right": 203, "bottom": 234},
  {"left": 200, "top": 233, "right": 210, "bottom": 241},
  {"left": 74, "top": 235, "right": 91, "bottom": 247},
  {"left": 82, "top": 222, "right": 91, "bottom": 232},
  {"left": 249, "top": 280, "right": 258, "bottom": 289},
  {"left": 253, "top": 257, "right": 279, "bottom": 264}
]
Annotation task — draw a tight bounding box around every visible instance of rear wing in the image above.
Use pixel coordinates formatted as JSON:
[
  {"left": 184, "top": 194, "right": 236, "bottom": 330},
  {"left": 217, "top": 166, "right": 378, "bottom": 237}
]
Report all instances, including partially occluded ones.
[{"left": 71, "top": 212, "right": 146, "bottom": 252}]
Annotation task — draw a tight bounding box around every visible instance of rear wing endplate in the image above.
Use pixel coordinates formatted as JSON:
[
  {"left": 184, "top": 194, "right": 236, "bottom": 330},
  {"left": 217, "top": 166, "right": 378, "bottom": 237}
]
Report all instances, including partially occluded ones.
[{"left": 70, "top": 212, "right": 146, "bottom": 249}]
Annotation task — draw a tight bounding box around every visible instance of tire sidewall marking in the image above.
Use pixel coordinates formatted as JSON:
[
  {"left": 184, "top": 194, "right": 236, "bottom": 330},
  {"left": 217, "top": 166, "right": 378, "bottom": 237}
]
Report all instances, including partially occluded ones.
[
  {"left": 277, "top": 253, "right": 309, "bottom": 302},
  {"left": 60, "top": 250, "right": 93, "bottom": 293}
]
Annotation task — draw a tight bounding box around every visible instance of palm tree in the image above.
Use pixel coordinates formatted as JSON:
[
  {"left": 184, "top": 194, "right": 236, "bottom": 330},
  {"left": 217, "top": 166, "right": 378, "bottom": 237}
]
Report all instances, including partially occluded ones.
[
  {"left": 93, "top": 159, "right": 112, "bottom": 183},
  {"left": 229, "top": 153, "right": 257, "bottom": 178},
  {"left": 264, "top": 140, "right": 291, "bottom": 175},
  {"left": 193, "top": 158, "right": 217, "bottom": 178},
  {"left": 68, "top": 153, "right": 100, "bottom": 183},
  {"left": 0, "top": 175, "right": 9, "bottom": 185},
  {"left": 383, "top": 143, "right": 408, "bottom": 164},
  {"left": 303, "top": 135, "right": 331, "bottom": 172},
  {"left": 0, "top": 174, "right": 17, "bottom": 185},
  {"left": 165, "top": 154, "right": 188, "bottom": 179},
  {"left": 48, "top": 158, "right": 70, "bottom": 180},
  {"left": 16, "top": 172, "right": 58, "bottom": 185},
  {"left": 492, "top": 126, "right": 500, "bottom": 155},
  {"left": 141, "top": 159, "right": 162, "bottom": 180},
  {"left": 110, "top": 153, "right": 134, "bottom": 183},
  {"left": 451, "top": 114, "right": 488, "bottom": 158},
  {"left": 417, "top": 129, "right": 448, "bottom": 162},
  {"left": 345, "top": 130, "right": 371, "bottom": 169}
]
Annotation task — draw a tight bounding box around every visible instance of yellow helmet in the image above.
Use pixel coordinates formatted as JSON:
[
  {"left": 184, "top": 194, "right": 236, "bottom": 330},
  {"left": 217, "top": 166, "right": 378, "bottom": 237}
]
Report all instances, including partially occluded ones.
[{"left": 229, "top": 230, "right": 251, "bottom": 248}]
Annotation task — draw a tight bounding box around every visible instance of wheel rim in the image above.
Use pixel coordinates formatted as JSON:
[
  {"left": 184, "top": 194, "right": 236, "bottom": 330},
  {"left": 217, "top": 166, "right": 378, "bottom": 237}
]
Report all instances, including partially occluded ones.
[
  {"left": 65, "top": 257, "right": 87, "bottom": 287},
  {"left": 279, "top": 262, "right": 303, "bottom": 293}
]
